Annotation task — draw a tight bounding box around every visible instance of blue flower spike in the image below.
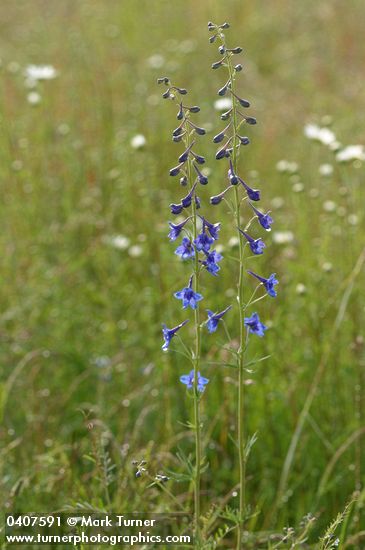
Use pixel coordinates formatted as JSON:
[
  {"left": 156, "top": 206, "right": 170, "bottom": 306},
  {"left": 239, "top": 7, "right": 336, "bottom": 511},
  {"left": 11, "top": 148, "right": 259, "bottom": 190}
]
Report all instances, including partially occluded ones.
[
  {"left": 247, "top": 271, "right": 279, "bottom": 298},
  {"left": 206, "top": 305, "right": 232, "bottom": 333},
  {"left": 174, "top": 275, "right": 203, "bottom": 310},
  {"left": 180, "top": 370, "right": 209, "bottom": 392},
  {"left": 162, "top": 319, "right": 190, "bottom": 351},
  {"left": 244, "top": 312, "right": 267, "bottom": 337}
]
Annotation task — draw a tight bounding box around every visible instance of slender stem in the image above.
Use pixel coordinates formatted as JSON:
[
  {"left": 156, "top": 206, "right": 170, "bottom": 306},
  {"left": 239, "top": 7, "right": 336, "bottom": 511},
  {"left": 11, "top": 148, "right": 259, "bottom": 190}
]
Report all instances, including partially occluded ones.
[
  {"left": 222, "top": 35, "right": 247, "bottom": 548},
  {"left": 185, "top": 120, "right": 202, "bottom": 541}
]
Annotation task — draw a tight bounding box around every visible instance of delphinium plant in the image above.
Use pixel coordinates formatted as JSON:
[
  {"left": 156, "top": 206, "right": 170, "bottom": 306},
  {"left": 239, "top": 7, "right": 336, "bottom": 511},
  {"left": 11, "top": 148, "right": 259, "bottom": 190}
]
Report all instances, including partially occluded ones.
[
  {"left": 208, "top": 21, "right": 278, "bottom": 549},
  {"left": 157, "top": 77, "right": 230, "bottom": 543}
]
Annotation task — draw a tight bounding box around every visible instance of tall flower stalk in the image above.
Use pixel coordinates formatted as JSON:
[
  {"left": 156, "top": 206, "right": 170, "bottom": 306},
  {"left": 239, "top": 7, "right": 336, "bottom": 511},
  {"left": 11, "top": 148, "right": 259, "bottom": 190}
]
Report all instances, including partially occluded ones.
[
  {"left": 158, "top": 77, "right": 228, "bottom": 542},
  {"left": 208, "top": 21, "right": 278, "bottom": 549}
]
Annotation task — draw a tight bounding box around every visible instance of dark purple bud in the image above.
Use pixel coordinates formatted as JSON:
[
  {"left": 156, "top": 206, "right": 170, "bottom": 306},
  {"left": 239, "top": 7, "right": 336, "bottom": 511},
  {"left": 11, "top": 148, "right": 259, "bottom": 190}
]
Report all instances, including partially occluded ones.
[
  {"left": 234, "top": 64, "right": 243, "bottom": 72},
  {"left": 216, "top": 147, "right": 227, "bottom": 160},
  {"left": 218, "top": 84, "right": 228, "bottom": 96},
  {"left": 135, "top": 470, "right": 142, "bottom": 478},
  {"left": 170, "top": 203, "right": 184, "bottom": 215},
  {"left": 208, "top": 21, "right": 215, "bottom": 30},
  {"left": 239, "top": 136, "right": 250, "bottom": 146},
  {"left": 245, "top": 116, "right": 257, "bottom": 125},
  {"left": 172, "top": 126, "right": 183, "bottom": 137},
  {"left": 189, "top": 106, "right": 200, "bottom": 113},
  {"left": 231, "top": 47, "right": 243, "bottom": 54},
  {"left": 170, "top": 163, "right": 184, "bottom": 176},
  {"left": 221, "top": 109, "right": 232, "bottom": 121},
  {"left": 212, "top": 60, "right": 224, "bottom": 70},
  {"left": 177, "top": 103, "right": 184, "bottom": 120},
  {"left": 238, "top": 98, "right": 250, "bottom": 108},
  {"left": 195, "top": 196, "right": 201, "bottom": 209},
  {"left": 162, "top": 89, "right": 171, "bottom": 99},
  {"left": 209, "top": 34, "right": 217, "bottom": 43},
  {"left": 213, "top": 130, "right": 225, "bottom": 143},
  {"left": 188, "top": 120, "right": 206, "bottom": 135},
  {"left": 210, "top": 185, "right": 232, "bottom": 205},
  {"left": 157, "top": 76, "right": 170, "bottom": 85},
  {"left": 180, "top": 175, "right": 188, "bottom": 186},
  {"left": 239, "top": 177, "right": 260, "bottom": 201},
  {"left": 218, "top": 45, "right": 225, "bottom": 55},
  {"left": 193, "top": 163, "right": 208, "bottom": 185},
  {"left": 181, "top": 182, "right": 197, "bottom": 208},
  {"left": 172, "top": 134, "right": 184, "bottom": 143},
  {"left": 191, "top": 152, "right": 205, "bottom": 164},
  {"left": 178, "top": 142, "right": 194, "bottom": 163},
  {"left": 228, "top": 160, "right": 239, "bottom": 184},
  {"left": 220, "top": 22, "right": 230, "bottom": 29},
  {"left": 176, "top": 87, "right": 187, "bottom": 95}
]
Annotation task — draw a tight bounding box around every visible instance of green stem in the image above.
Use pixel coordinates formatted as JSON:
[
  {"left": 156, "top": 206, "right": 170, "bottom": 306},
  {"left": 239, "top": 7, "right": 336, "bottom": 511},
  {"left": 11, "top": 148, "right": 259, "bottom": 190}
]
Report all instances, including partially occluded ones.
[
  {"left": 224, "top": 36, "right": 246, "bottom": 549},
  {"left": 186, "top": 122, "right": 202, "bottom": 542}
]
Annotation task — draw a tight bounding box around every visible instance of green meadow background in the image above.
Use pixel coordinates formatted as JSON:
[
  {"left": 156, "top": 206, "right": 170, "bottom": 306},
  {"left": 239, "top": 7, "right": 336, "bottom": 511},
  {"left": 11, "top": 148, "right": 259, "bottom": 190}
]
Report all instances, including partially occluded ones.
[{"left": 1, "top": 0, "right": 365, "bottom": 547}]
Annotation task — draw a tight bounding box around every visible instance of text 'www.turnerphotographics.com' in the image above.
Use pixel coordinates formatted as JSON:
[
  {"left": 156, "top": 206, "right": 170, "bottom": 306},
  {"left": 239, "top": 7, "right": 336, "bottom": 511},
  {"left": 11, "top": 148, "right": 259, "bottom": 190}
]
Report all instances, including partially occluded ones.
[{"left": 5, "top": 514, "right": 193, "bottom": 546}]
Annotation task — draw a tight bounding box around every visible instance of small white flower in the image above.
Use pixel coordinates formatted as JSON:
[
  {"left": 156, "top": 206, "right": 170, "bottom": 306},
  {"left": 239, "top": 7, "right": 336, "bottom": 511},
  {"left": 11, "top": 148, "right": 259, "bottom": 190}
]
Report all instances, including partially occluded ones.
[
  {"left": 25, "top": 64, "right": 58, "bottom": 81},
  {"left": 271, "top": 197, "right": 285, "bottom": 209},
  {"left": 147, "top": 54, "right": 165, "bottom": 69},
  {"left": 296, "top": 283, "right": 307, "bottom": 295},
  {"left": 304, "top": 123, "right": 336, "bottom": 146},
  {"left": 272, "top": 231, "right": 294, "bottom": 244},
  {"left": 323, "top": 200, "right": 336, "bottom": 212},
  {"left": 348, "top": 214, "right": 359, "bottom": 226},
  {"left": 322, "top": 262, "right": 333, "bottom": 272},
  {"left": 128, "top": 245, "right": 143, "bottom": 257},
  {"left": 130, "top": 134, "right": 146, "bottom": 149},
  {"left": 214, "top": 98, "right": 233, "bottom": 111},
  {"left": 27, "top": 91, "right": 41, "bottom": 105},
  {"left": 276, "top": 160, "right": 289, "bottom": 172},
  {"left": 292, "top": 182, "right": 304, "bottom": 193},
  {"left": 336, "top": 144, "right": 365, "bottom": 163},
  {"left": 319, "top": 163, "right": 333, "bottom": 176},
  {"left": 106, "top": 235, "right": 130, "bottom": 250}
]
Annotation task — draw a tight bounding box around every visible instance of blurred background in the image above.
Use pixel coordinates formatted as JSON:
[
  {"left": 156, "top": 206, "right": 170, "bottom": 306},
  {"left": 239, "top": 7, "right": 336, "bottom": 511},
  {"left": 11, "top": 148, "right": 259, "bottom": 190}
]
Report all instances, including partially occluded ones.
[{"left": 1, "top": 0, "right": 364, "bottom": 545}]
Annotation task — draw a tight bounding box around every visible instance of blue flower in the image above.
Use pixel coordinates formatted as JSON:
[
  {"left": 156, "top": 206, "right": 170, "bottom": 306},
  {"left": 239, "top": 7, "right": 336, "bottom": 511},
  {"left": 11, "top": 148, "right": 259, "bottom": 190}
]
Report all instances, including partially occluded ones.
[
  {"left": 238, "top": 229, "right": 265, "bottom": 255},
  {"left": 206, "top": 305, "right": 232, "bottom": 332},
  {"left": 200, "top": 216, "right": 221, "bottom": 240},
  {"left": 250, "top": 204, "right": 273, "bottom": 230},
  {"left": 244, "top": 312, "right": 267, "bottom": 337},
  {"left": 202, "top": 250, "right": 223, "bottom": 276},
  {"left": 194, "top": 232, "right": 214, "bottom": 252},
  {"left": 174, "top": 275, "right": 203, "bottom": 309},
  {"left": 247, "top": 271, "right": 279, "bottom": 297},
  {"left": 180, "top": 370, "right": 209, "bottom": 392},
  {"left": 175, "top": 237, "right": 195, "bottom": 260},
  {"left": 170, "top": 203, "right": 184, "bottom": 215},
  {"left": 162, "top": 319, "right": 189, "bottom": 351},
  {"left": 168, "top": 217, "right": 190, "bottom": 241},
  {"left": 239, "top": 178, "right": 260, "bottom": 201}
]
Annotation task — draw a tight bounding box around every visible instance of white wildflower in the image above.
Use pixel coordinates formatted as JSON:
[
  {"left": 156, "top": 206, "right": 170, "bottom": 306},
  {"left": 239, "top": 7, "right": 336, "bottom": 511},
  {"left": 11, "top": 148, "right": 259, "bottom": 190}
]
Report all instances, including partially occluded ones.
[
  {"left": 106, "top": 235, "right": 130, "bottom": 250},
  {"left": 348, "top": 214, "right": 359, "bottom": 226},
  {"left": 25, "top": 64, "right": 58, "bottom": 81},
  {"left": 336, "top": 145, "right": 365, "bottom": 163},
  {"left": 27, "top": 91, "right": 41, "bottom": 105},
  {"left": 272, "top": 231, "right": 294, "bottom": 244},
  {"left": 128, "top": 245, "right": 143, "bottom": 257},
  {"left": 323, "top": 200, "right": 336, "bottom": 212},
  {"left": 296, "top": 283, "right": 307, "bottom": 295},
  {"left": 130, "top": 134, "right": 146, "bottom": 149},
  {"left": 319, "top": 163, "right": 333, "bottom": 176},
  {"left": 214, "top": 97, "right": 233, "bottom": 111},
  {"left": 304, "top": 123, "right": 336, "bottom": 146}
]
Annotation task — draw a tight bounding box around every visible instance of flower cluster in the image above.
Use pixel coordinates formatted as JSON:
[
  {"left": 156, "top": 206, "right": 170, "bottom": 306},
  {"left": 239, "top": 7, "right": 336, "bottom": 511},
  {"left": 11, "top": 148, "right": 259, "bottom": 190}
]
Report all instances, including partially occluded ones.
[
  {"left": 158, "top": 77, "right": 231, "bottom": 390},
  {"left": 208, "top": 21, "right": 279, "bottom": 337}
]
